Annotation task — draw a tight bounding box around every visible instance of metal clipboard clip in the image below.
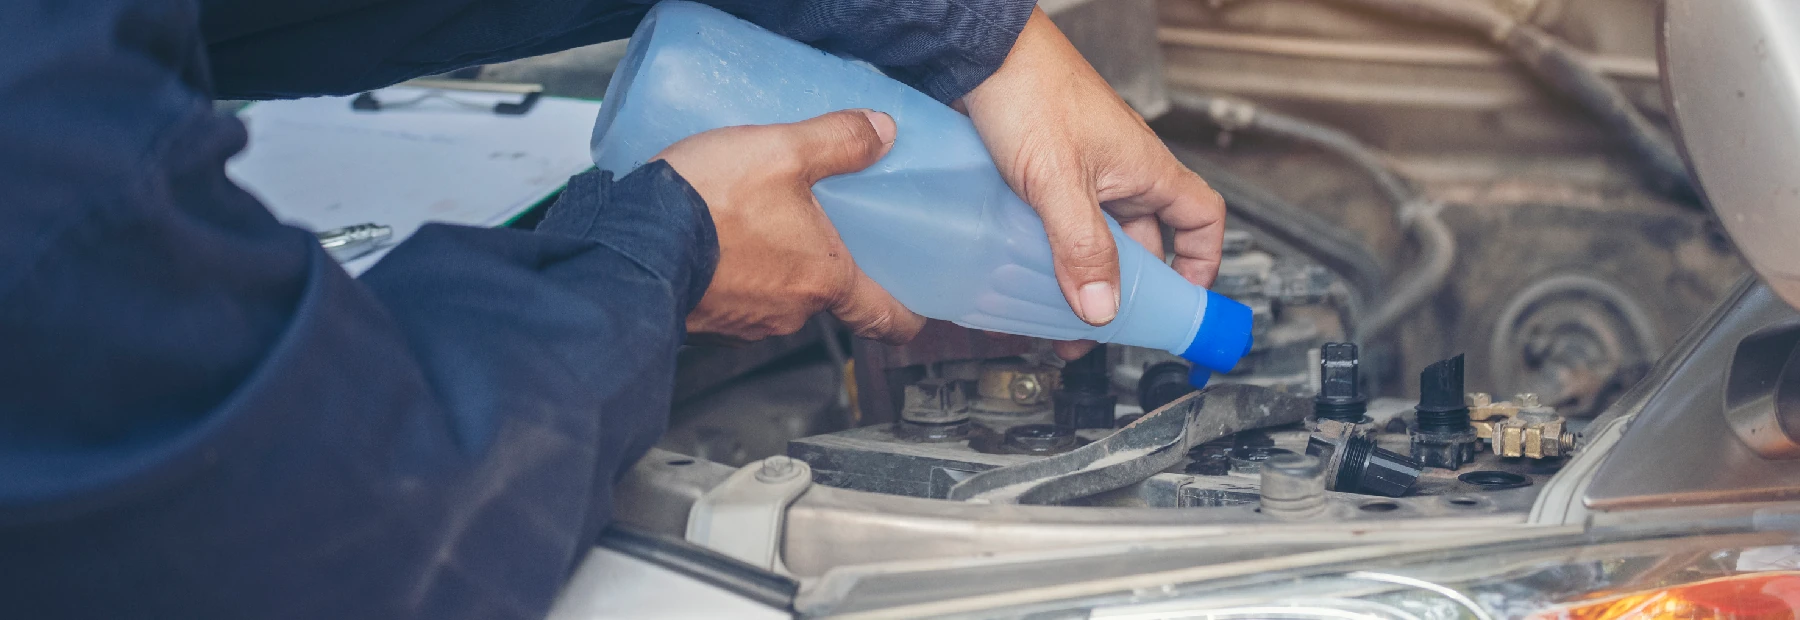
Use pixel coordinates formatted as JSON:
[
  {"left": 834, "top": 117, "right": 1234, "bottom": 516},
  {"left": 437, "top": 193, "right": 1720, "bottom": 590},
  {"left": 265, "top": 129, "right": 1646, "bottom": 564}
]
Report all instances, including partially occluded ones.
[{"left": 351, "top": 78, "right": 544, "bottom": 116}]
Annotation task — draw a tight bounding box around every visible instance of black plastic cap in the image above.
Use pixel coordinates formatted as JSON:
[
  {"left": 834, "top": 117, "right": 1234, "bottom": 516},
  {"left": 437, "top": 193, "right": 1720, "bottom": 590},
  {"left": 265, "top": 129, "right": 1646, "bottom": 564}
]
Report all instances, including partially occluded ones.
[
  {"left": 1138, "top": 362, "right": 1197, "bottom": 413},
  {"left": 1359, "top": 445, "right": 1425, "bottom": 497},
  {"left": 1417, "top": 354, "right": 1467, "bottom": 413},
  {"left": 1055, "top": 347, "right": 1117, "bottom": 429},
  {"left": 1061, "top": 347, "right": 1111, "bottom": 394},
  {"left": 1314, "top": 343, "right": 1368, "bottom": 421},
  {"left": 1053, "top": 391, "right": 1116, "bottom": 430},
  {"left": 1415, "top": 354, "right": 1471, "bottom": 433},
  {"left": 1333, "top": 436, "right": 1423, "bottom": 497}
]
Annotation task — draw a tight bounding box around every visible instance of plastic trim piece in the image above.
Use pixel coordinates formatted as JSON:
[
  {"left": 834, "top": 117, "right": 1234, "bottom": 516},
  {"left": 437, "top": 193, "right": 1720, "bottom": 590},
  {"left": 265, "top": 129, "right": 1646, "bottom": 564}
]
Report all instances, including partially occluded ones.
[{"left": 685, "top": 456, "right": 814, "bottom": 573}]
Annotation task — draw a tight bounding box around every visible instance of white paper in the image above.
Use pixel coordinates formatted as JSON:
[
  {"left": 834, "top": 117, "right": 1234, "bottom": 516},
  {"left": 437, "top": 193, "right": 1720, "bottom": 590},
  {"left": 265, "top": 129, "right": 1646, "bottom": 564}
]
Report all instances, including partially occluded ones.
[{"left": 228, "top": 86, "right": 602, "bottom": 275}]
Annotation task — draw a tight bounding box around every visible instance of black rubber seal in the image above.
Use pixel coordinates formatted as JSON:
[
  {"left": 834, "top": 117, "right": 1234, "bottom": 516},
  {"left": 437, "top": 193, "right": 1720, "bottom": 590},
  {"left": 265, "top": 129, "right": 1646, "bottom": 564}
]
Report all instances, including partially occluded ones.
[{"left": 1458, "top": 470, "right": 1531, "bottom": 490}]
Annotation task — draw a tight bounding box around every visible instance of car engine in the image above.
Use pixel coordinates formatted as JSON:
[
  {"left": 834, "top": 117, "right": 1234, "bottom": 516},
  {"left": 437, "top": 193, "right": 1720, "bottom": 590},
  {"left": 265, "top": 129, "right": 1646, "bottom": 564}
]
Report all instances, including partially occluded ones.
[{"left": 607, "top": 0, "right": 1739, "bottom": 521}]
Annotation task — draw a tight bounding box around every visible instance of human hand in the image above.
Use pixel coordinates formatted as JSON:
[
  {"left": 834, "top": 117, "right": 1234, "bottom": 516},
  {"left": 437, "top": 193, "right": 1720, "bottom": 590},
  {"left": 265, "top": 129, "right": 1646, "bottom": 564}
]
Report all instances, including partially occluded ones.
[
  {"left": 655, "top": 109, "right": 927, "bottom": 346},
  {"left": 960, "top": 8, "right": 1226, "bottom": 360}
]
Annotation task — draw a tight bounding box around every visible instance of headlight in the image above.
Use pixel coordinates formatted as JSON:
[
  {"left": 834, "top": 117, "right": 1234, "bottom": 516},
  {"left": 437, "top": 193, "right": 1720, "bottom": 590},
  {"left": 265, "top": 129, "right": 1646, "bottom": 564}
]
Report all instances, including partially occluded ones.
[
  {"left": 1077, "top": 532, "right": 1800, "bottom": 620},
  {"left": 800, "top": 526, "right": 1794, "bottom": 620},
  {"left": 1530, "top": 571, "right": 1800, "bottom": 620}
]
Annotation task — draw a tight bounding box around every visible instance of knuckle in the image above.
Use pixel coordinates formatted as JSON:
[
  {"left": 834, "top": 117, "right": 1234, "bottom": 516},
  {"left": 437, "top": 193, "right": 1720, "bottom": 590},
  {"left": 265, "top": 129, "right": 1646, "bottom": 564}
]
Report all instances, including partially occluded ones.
[
  {"left": 802, "top": 279, "right": 842, "bottom": 310},
  {"left": 852, "top": 310, "right": 892, "bottom": 336},
  {"left": 1199, "top": 185, "right": 1225, "bottom": 210},
  {"left": 1013, "top": 151, "right": 1076, "bottom": 197},
  {"left": 1063, "top": 233, "right": 1117, "bottom": 267}
]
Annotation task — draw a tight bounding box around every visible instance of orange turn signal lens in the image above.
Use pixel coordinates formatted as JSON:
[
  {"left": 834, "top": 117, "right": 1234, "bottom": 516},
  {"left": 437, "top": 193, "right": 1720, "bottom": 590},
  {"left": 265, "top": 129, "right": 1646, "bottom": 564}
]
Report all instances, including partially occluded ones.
[{"left": 1531, "top": 571, "right": 1800, "bottom": 620}]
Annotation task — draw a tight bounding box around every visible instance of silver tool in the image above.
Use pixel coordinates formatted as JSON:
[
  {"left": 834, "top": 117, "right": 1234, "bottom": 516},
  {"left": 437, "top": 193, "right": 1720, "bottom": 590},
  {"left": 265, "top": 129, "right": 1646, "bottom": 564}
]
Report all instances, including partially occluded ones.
[{"left": 316, "top": 223, "right": 393, "bottom": 262}]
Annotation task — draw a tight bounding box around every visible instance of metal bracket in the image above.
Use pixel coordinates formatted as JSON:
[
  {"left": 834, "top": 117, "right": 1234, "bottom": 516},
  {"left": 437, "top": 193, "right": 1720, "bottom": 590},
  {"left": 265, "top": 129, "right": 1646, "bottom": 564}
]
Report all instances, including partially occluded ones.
[
  {"left": 350, "top": 78, "right": 544, "bottom": 115},
  {"left": 685, "top": 456, "right": 813, "bottom": 574}
]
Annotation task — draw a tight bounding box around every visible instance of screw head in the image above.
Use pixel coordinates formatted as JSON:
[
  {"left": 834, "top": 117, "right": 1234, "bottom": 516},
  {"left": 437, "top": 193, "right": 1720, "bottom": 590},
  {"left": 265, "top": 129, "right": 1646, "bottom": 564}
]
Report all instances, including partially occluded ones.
[
  {"left": 1009, "top": 375, "right": 1042, "bottom": 404},
  {"left": 756, "top": 456, "right": 801, "bottom": 483}
]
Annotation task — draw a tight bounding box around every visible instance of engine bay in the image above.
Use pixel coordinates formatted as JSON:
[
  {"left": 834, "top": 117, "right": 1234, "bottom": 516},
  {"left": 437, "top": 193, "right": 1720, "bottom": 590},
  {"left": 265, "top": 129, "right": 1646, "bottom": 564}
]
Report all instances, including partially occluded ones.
[{"left": 529, "top": 0, "right": 1758, "bottom": 534}]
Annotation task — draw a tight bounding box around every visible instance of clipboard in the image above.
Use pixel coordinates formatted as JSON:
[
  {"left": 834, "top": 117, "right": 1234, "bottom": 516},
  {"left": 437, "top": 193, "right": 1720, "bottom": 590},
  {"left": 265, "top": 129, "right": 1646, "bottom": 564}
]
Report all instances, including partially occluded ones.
[{"left": 227, "top": 80, "right": 603, "bottom": 275}]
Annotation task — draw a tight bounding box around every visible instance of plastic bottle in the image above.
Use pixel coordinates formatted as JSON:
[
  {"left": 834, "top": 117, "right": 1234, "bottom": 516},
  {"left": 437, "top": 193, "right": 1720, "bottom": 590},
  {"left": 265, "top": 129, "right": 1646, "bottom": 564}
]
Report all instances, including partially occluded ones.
[{"left": 589, "top": 0, "right": 1253, "bottom": 376}]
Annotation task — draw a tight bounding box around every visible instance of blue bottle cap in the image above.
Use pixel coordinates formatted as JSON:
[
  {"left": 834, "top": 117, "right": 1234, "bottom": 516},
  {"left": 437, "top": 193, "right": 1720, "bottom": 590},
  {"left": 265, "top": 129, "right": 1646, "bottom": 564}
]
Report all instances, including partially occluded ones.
[
  {"left": 1179, "top": 290, "right": 1254, "bottom": 375},
  {"left": 1188, "top": 365, "right": 1211, "bottom": 390}
]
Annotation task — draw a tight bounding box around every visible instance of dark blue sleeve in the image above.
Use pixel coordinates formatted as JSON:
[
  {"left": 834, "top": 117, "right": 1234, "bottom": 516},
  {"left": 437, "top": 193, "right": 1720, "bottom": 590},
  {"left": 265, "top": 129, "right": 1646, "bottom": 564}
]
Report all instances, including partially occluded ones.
[
  {"left": 0, "top": 1, "right": 714, "bottom": 618},
  {"left": 205, "top": 0, "right": 1036, "bottom": 103},
  {"left": 697, "top": 0, "right": 1038, "bottom": 102}
]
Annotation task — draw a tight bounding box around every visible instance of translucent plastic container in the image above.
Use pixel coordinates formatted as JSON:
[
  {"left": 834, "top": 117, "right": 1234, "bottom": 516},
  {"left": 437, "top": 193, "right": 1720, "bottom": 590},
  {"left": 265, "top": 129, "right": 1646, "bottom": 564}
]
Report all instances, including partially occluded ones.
[{"left": 590, "top": 0, "right": 1252, "bottom": 374}]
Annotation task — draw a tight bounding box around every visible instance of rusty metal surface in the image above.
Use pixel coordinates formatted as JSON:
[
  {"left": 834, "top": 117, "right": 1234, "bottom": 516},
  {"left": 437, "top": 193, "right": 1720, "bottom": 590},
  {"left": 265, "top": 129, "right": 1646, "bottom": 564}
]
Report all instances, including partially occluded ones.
[
  {"left": 1435, "top": 193, "right": 1740, "bottom": 403},
  {"left": 850, "top": 321, "right": 1035, "bottom": 425}
]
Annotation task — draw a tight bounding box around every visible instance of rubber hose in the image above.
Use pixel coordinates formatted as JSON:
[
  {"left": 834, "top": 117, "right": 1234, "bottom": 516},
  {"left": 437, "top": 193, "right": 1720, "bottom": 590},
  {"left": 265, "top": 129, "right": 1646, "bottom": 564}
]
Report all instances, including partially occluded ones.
[
  {"left": 1246, "top": 104, "right": 1459, "bottom": 339},
  {"left": 1310, "top": 0, "right": 1697, "bottom": 201},
  {"left": 1357, "top": 206, "right": 1456, "bottom": 340},
  {"left": 1169, "top": 146, "right": 1387, "bottom": 317},
  {"left": 1236, "top": 104, "right": 1416, "bottom": 208},
  {"left": 1170, "top": 94, "right": 1454, "bottom": 340},
  {"left": 1499, "top": 26, "right": 1695, "bottom": 199}
]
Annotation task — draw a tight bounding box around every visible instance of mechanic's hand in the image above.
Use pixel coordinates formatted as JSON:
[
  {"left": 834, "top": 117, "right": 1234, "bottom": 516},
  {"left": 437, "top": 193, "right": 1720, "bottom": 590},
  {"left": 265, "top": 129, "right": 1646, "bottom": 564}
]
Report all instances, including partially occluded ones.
[
  {"left": 961, "top": 8, "right": 1227, "bottom": 360},
  {"left": 656, "top": 109, "right": 927, "bottom": 346}
]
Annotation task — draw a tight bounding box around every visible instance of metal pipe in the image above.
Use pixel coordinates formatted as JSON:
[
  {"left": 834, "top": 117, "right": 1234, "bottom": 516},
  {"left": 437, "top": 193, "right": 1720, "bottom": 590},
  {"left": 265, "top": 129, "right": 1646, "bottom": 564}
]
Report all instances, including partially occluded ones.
[{"left": 1156, "top": 27, "right": 1662, "bottom": 81}]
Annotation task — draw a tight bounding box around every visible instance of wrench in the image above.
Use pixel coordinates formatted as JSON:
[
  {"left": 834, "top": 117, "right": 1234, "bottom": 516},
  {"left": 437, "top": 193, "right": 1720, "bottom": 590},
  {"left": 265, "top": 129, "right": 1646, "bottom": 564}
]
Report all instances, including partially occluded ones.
[{"left": 946, "top": 384, "right": 1312, "bottom": 505}]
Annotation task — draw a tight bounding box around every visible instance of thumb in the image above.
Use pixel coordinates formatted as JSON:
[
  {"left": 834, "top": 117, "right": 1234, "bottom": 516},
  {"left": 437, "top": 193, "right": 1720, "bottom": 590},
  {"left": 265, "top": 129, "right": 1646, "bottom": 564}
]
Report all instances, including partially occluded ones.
[
  {"left": 1030, "top": 169, "right": 1121, "bottom": 326},
  {"left": 782, "top": 109, "right": 897, "bottom": 183},
  {"left": 830, "top": 266, "right": 927, "bottom": 345}
]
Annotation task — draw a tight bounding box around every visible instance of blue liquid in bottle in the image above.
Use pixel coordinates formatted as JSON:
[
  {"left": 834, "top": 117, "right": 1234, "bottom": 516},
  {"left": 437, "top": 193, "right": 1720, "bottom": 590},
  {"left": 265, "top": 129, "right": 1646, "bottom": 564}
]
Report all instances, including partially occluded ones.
[{"left": 590, "top": 1, "right": 1253, "bottom": 376}]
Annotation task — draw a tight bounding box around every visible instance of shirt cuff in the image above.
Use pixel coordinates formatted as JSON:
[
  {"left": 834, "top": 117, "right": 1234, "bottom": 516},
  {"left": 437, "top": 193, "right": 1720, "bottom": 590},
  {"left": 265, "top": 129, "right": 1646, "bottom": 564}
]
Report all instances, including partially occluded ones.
[
  {"left": 899, "top": 0, "right": 1036, "bottom": 103},
  {"left": 537, "top": 162, "right": 719, "bottom": 315}
]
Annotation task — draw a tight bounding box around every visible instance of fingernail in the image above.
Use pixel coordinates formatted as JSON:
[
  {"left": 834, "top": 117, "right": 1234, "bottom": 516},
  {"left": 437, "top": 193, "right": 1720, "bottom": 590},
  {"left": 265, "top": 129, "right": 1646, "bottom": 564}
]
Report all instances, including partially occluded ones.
[
  {"left": 1078, "top": 281, "right": 1117, "bottom": 324},
  {"left": 860, "top": 110, "right": 897, "bottom": 145}
]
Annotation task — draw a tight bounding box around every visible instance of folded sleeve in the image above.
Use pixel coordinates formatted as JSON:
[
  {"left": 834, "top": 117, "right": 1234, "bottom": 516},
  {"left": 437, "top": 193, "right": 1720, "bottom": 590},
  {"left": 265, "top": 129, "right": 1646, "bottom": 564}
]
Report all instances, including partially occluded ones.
[
  {"left": 205, "top": 0, "right": 1036, "bottom": 104},
  {"left": 0, "top": 0, "right": 715, "bottom": 617},
  {"left": 707, "top": 0, "right": 1038, "bottom": 102}
]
